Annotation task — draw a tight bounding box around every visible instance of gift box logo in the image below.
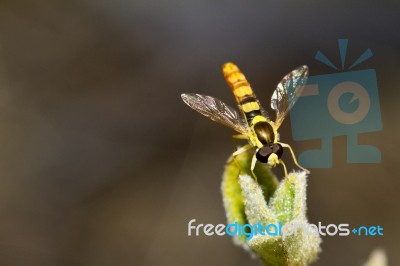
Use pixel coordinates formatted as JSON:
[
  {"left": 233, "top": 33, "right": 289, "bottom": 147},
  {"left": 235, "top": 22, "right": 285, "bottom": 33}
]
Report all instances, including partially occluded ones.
[{"left": 290, "top": 39, "right": 382, "bottom": 168}]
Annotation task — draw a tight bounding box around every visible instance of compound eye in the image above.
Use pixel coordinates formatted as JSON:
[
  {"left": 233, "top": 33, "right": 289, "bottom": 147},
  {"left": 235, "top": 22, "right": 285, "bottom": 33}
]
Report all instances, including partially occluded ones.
[
  {"left": 256, "top": 146, "right": 273, "bottom": 163},
  {"left": 272, "top": 143, "right": 283, "bottom": 159}
]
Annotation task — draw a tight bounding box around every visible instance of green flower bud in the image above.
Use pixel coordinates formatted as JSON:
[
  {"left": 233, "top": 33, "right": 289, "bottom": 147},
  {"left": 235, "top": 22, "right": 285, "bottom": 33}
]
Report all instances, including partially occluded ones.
[{"left": 222, "top": 150, "right": 321, "bottom": 266}]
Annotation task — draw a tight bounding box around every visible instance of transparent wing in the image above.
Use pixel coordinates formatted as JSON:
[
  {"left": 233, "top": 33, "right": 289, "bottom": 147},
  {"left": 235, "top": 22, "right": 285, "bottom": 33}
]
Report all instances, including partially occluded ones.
[
  {"left": 270, "top": 65, "right": 308, "bottom": 129},
  {"left": 181, "top": 93, "right": 250, "bottom": 134}
]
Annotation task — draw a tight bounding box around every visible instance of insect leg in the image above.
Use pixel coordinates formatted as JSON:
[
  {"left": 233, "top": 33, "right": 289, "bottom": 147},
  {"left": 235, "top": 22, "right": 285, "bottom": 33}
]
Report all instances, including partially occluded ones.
[
  {"left": 250, "top": 153, "right": 258, "bottom": 183},
  {"left": 232, "top": 134, "right": 248, "bottom": 150},
  {"left": 278, "top": 159, "right": 288, "bottom": 178},
  {"left": 232, "top": 143, "right": 252, "bottom": 157},
  {"left": 230, "top": 138, "right": 249, "bottom": 170},
  {"left": 230, "top": 155, "right": 243, "bottom": 181},
  {"left": 279, "top": 142, "right": 310, "bottom": 174},
  {"left": 232, "top": 134, "right": 248, "bottom": 140},
  {"left": 230, "top": 144, "right": 258, "bottom": 182}
]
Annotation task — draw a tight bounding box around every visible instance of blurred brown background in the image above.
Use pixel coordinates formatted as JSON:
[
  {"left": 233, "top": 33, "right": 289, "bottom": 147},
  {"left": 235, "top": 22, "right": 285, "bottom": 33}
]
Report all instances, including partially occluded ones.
[{"left": 0, "top": 0, "right": 399, "bottom": 265}]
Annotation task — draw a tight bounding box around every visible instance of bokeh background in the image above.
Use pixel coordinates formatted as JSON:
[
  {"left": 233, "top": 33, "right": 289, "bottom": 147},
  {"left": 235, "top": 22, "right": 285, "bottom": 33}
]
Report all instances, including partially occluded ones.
[{"left": 0, "top": 0, "right": 399, "bottom": 265}]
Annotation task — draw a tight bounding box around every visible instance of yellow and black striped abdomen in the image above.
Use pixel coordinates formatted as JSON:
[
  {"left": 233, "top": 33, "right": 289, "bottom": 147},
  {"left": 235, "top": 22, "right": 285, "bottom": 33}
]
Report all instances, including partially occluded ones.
[{"left": 222, "top": 62, "right": 262, "bottom": 123}]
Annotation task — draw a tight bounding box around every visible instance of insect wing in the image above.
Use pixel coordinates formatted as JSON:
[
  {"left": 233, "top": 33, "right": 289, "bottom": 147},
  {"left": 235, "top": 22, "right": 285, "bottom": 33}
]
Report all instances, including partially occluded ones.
[
  {"left": 181, "top": 93, "right": 250, "bottom": 134},
  {"left": 270, "top": 65, "right": 308, "bottom": 128}
]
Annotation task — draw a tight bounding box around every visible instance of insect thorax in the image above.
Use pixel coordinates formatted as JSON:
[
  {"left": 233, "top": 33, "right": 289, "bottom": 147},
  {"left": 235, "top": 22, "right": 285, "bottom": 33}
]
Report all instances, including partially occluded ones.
[{"left": 253, "top": 121, "right": 275, "bottom": 147}]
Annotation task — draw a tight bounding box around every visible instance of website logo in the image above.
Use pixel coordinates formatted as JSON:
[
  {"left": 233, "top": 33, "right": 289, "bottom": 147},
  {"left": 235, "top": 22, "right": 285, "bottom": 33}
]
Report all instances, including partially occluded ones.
[{"left": 290, "top": 39, "right": 382, "bottom": 168}]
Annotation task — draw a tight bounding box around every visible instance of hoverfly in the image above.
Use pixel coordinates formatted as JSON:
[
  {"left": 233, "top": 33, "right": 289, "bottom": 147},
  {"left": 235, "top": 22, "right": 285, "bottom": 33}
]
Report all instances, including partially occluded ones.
[{"left": 181, "top": 62, "right": 309, "bottom": 178}]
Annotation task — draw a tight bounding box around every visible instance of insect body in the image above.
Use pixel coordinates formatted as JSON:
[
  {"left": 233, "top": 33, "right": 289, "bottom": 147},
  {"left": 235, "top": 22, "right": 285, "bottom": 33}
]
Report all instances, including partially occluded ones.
[{"left": 181, "top": 62, "right": 309, "bottom": 178}]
